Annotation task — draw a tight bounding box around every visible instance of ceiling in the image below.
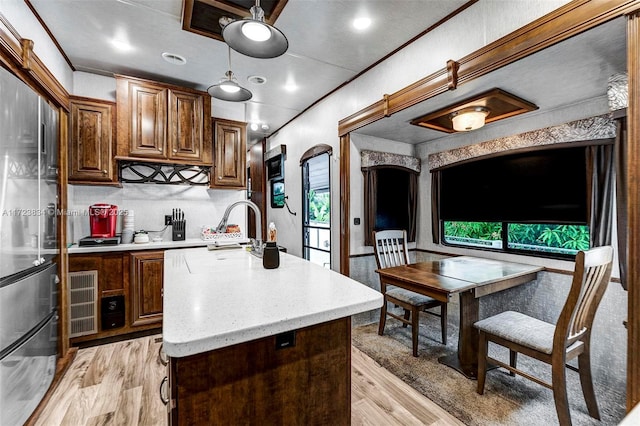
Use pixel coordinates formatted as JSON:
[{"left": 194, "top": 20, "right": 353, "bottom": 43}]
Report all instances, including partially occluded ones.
[
  {"left": 27, "top": 0, "right": 469, "bottom": 144},
  {"left": 355, "top": 17, "right": 627, "bottom": 145}
]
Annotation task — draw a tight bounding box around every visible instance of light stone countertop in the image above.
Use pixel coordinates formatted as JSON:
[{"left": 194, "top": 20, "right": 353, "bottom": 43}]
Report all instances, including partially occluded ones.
[
  {"left": 162, "top": 246, "right": 383, "bottom": 358},
  {"left": 67, "top": 238, "right": 210, "bottom": 254}
]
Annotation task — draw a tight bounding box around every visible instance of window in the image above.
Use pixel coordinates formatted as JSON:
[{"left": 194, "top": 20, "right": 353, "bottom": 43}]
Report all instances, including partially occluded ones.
[
  {"left": 443, "top": 221, "right": 589, "bottom": 257},
  {"left": 437, "top": 146, "right": 592, "bottom": 259}
]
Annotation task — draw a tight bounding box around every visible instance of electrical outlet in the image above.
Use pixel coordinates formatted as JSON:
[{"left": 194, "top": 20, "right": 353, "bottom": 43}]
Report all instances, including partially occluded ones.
[{"left": 165, "top": 215, "right": 172, "bottom": 226}]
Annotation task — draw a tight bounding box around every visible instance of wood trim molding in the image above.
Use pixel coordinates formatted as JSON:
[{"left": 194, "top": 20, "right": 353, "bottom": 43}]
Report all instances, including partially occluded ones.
[
  {"left": 58, "top": 110, "right": 70, "bottom": 358},
  {"left": 626, "top": 9, "right": 640, "bottom": 411},
  {"left": 0, "top": 13, "right": 69, "bottom": 110},
  {"left": 447, "top": 59, "right": 459, "bottom": 90},
  {"left": 339, "top": 135, "right": 350, "bottom": 276},
  {"left": 338, "top": 0, "right": 640, "bottom": 136}
]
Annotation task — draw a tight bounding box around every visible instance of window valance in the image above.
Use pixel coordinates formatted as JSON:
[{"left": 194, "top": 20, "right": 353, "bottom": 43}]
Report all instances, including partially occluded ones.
[
  {"left": 361, "top": 150, "right": 420, "bottom": 173},
  {"left": 428, "top": 114, "right": 616, "bottom": 171}
]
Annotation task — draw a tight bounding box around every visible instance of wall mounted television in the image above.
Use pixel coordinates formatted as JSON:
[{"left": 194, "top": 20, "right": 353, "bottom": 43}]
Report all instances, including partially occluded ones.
[
  {"left": 266, "top": 154, "right": 283, "bottom": 180},
  {"left": 271, "top": 178, "right": 285, "bottom": 208}
]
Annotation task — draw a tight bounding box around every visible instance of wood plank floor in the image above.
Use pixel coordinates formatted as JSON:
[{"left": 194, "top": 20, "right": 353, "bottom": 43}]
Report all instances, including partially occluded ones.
[{"left": 36, "top": 335, "right": 463, "bottom": 425}]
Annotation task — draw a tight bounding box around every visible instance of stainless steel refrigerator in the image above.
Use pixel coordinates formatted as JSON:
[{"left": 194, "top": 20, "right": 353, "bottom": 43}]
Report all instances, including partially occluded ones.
[{"left": 0, "top": 65, "right": 59, "bottom": 425}]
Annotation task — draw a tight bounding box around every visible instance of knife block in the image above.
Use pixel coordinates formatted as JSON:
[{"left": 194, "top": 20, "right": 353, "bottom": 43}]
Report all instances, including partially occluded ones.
[{"left": 172, "top": 220, "right": 186, "bottom": 241}]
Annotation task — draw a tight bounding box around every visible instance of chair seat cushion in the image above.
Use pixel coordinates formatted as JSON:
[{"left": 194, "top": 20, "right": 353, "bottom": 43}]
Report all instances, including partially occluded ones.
[
  {"left": 474, "top": 311, "right": 555, "bottom": 354},
  {"left": 386, "top": 286, "right": 438, "bottom": 306}
]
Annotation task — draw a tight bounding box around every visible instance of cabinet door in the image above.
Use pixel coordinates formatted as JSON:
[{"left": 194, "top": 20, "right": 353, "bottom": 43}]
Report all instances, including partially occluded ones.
[
  {"left": 211, "top": 119, "right": 246, "bottom": 188},
  {"left": 69, "top": 98, "right": 115, "bottom": 182},
  {"left": 131, "top": 251, "right": 164, "bottom": 326},
  {"left": 167, "top": 89, "right": 204, "bottom": 162},
  {"left": 129, "top": 82, "right": 167, "bottom": 158}
]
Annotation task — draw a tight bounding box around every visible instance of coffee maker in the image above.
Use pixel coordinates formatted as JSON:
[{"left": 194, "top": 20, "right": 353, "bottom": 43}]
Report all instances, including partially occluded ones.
[
  {"left": 79, "top": 204, "right": 120, "bottom": 246},
  {"left": 89, "top": 204, "right": 118, "bottom": 237}
]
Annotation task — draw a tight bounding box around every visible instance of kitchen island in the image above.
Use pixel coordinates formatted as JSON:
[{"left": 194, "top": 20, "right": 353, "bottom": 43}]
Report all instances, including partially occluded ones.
[{"left": 162, "top": 247, "right": 382, "bottom": 425}]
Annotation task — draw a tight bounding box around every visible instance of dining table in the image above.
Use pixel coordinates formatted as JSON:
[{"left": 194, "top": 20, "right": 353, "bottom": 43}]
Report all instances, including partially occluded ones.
[{"left": 376, "top": 256, "right": 543, "bottom": 379}]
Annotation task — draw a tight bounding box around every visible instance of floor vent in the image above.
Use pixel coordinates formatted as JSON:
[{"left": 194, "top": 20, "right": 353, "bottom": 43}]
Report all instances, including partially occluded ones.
[{"left": 69, "top": 271, "right": 98, "bottom": 338}]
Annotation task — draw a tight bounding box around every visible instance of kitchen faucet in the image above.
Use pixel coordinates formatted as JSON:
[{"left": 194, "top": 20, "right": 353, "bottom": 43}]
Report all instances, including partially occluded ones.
[{"left": 215, "top": 200, "right": 263, "bottom": 255}]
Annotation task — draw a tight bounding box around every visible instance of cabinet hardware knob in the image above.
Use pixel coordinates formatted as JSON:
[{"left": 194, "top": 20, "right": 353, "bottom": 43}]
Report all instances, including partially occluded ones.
[
  {"left": 172, "top": 149, "right": 177, "bottom": 153},
  {"left": 159, "top": 148, "right": 163, "bottom": 152},
  {"left": 102, "top": 170, "right": 107, "bottom": 174}
]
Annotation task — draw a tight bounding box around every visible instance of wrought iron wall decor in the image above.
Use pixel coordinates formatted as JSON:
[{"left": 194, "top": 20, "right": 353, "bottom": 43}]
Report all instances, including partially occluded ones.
[
  {"left": 119, "top": 161, "right": 211, "bottom": 185},
  {"left": 4, "top": 154, "right": 39, "bottom": 179}
]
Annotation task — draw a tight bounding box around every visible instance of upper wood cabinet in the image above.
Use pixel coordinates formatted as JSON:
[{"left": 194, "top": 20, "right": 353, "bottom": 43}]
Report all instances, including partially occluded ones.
[
  {"left": 68, "top": 97, "right": 118, "bottom": 185},
  {"left": 211, "top": 118, "right": 246, "bottom": 189},
  {"left": 115, "top": 75, "right": 212, "bottom": 166}
]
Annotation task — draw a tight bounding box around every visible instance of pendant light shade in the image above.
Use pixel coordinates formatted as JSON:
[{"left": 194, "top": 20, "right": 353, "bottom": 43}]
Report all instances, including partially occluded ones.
[
  {"left": 207, "top": 49, "right": 253, "bottom": 102},
  {"left": 221, "top": 0, "right": 288, "bottom": 59},
  {"left": 450, "top": 106, "right": 490, "bottom": 131}
]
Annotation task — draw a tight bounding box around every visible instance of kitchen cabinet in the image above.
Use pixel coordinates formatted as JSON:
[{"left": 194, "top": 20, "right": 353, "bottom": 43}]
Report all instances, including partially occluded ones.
[
  {"left": 68, "top": 250, "right": 162, "bottom": 344},
  {"left": 115, "top": 75, "right": 212, "bottom": 166},
  {"left": 68, "top": 97, "right": 118, "bottom": 184},
  {"left": 211, "top": 118, "right": 246, "bottom": 189},
  {"left": 131, "top": 250, "right": 164, "bottom": 327}
]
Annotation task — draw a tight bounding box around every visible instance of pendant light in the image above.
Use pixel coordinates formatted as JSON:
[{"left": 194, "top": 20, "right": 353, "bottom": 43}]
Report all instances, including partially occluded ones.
[
  {"left": 221, "top": 0, "right": 288, "bottom": 59},
  {"left": 207, "top": 48, "right": 252, "bottom": 102}
]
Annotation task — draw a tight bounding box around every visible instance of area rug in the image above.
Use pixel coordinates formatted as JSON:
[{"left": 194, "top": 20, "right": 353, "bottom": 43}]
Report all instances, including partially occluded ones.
[{"left": 351, "top": 315, "right": 626, "bottom": 426}]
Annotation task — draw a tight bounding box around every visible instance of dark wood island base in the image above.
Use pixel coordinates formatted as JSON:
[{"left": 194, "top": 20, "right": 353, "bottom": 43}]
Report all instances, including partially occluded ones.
[{"left": 167, "top": 317, "right": 351, "bottom": 425}]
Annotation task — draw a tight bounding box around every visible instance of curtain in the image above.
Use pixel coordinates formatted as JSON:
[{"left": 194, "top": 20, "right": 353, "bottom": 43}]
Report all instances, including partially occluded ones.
[
  {"left": 362, "top": 166, "right": 418, "bottom": 246},
  {"left": 408, "top": 172, "right": 418, "bottom": 241},
  {"left": 362, "top": 168, "right": 377, "bottom": 246},
  {"left": 614, "top": 117, "right": 628, "bottom": 290},
  {"left": 431, "top": 171, "right": 440, "bottom": 244},
  {"left": 586, "top": 143, "right": 615, "bottom": 249}
]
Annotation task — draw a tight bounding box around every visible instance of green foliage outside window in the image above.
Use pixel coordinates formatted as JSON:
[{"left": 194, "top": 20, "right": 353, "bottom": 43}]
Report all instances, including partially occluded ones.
[
  {"left": 443, "top": 221, "right": 589, "bottom": 256},
  {"left": 308, "top": 189, "right": 330, "bottom": 223}
]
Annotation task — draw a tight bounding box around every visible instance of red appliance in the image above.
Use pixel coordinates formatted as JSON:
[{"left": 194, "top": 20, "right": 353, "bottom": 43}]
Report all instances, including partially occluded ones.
[{"left": 89, "top": 204, "right": 118, "bottom": 238}]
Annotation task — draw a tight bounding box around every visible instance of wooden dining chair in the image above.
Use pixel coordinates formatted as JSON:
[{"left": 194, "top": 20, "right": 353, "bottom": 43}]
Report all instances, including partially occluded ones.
[
  {"left": 474, "top": 246, "right": 614, "bottom": 426},
  {"left": 373, "top": 230, "right": 448, "bottom": 357}
]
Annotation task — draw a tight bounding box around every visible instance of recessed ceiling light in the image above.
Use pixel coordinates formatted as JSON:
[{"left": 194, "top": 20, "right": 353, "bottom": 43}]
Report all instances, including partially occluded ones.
[
  {"left": 250, "top": 123, "right": 259, "bottom": 131},
  {"left": 261, "top": 124, "right": 269, "bottom": 131},
  {"left": 247, "top": 75, "right": 267, "bottom": 85},
  {"left": 352, "top": 17, "right": 372, "bottom": 31},
  {"left": 110, "top": 38, "right": 133, "bottom": 52},
  {"left": 162, "top": 52, "right": 187, "bottom": 65},
  {"left": 284, "top": 82, "right": 298, "bottom": 92}
]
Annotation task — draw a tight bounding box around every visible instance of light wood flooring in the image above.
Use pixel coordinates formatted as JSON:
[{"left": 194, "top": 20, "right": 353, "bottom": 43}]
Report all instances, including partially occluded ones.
[{"left": 36, "top": 335, "right": 463, "bottom": 425}]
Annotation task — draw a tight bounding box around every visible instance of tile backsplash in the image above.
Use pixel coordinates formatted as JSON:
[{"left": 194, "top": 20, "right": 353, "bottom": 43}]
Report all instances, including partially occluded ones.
[{"left": 67, "top": 184, "right": 246, "bottom": 243}]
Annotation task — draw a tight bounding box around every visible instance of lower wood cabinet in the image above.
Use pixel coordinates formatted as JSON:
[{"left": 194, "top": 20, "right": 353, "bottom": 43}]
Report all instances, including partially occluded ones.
[
  {"left": 167, "top": 317, "right": 351, "bottom": 425},
  {"left": 131, "top": 250, "right": 164, "bottom": 326},
  {"left": 68, "top": 249, "right": 163, "bottom": 344}
]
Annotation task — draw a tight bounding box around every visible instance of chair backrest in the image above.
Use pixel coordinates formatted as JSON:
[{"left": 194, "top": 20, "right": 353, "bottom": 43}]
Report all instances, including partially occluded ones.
[
  {"left": 554, "top": 246, "right": 614, "bottom": 350},
  {"left": 373, "top": 230, "right": 410, "bottom": 269}
]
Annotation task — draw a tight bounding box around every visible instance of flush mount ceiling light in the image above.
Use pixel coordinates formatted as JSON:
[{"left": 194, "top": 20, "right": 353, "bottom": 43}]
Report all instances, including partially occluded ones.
[
  {"left": 450, "top": 106, "right": 489, "bottom": 131},
  {"left": 207, "top": 48, "right": 252, "bottom": 102},
  {"left": 410, "top": 88, "right": 538, "bottom": 133},
  {"left": 221, "top": 0, "right": 288, "bottom": 59}
]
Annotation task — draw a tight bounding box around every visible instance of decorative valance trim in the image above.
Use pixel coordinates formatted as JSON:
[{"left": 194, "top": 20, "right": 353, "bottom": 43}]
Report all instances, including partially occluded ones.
[
  {"left": 428, "top": 114, "right": 616, "bottom": 170},
  {"left": 607, "top": 72, "right": 628, "bottom": 112},
  {"left": 361, "top": 150, "right": 420, "bottom": 173}
]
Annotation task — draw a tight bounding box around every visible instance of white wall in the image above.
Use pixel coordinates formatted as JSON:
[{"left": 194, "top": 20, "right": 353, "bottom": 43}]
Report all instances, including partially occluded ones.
[
  {"left": 67, "top": 185, "right": 245, "bottom": 243},
  {"left": 265, "top": 0, "right": 570, "bottom": 268},
  {"left": 0, "top": 0, "right": 73, "bottom": 91}
]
